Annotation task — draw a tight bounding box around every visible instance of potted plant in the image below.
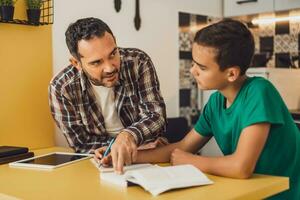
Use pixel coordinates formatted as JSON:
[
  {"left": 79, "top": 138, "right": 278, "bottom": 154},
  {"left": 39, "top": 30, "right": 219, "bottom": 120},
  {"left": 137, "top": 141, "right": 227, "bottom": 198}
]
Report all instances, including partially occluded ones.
[
  {"left": 26, "top": 0, "right": 43, "bottom": 25},
  {"left": 0, "top": 0, "right": 17, "bottom": 21}
]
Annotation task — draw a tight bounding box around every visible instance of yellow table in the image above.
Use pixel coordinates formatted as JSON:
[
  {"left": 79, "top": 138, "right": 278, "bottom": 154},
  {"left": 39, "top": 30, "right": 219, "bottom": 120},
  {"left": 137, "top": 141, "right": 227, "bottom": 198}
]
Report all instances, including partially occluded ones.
[{"left": 0, "top": 147, "right": 289, "bottom": 200}]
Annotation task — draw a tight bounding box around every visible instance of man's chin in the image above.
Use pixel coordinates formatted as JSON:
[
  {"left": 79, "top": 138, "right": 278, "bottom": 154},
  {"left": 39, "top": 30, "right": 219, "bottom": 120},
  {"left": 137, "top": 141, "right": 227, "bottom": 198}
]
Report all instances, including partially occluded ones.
[{"left": 103, "top": 80, "right": 118, "bottom": 88}]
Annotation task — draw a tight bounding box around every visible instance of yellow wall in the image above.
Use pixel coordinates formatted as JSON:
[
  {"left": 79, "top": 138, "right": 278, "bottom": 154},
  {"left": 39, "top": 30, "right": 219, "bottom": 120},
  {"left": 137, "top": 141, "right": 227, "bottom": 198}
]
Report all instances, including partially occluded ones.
[{"left": 0, "top": 0, "right": 54, "bottom": 149}]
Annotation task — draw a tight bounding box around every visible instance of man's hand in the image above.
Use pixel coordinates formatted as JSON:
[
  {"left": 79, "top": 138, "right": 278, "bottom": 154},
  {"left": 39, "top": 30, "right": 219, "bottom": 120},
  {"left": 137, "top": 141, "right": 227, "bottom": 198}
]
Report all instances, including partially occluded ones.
[
  {"left": 93, "top": 146, "right": 112, "bottom": 167},
  {"left": 170, "top": 148, "right": 197, "bottom": 166},
  {"left": 111, "top": 131, "right": 137, "bottom": 174}
]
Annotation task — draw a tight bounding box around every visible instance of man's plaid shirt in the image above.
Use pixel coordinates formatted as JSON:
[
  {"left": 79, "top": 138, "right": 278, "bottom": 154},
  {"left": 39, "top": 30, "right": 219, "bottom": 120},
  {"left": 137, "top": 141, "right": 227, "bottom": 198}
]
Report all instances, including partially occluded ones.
[{"left": 49, "top": 48, "right": 166, "bottom": 153}]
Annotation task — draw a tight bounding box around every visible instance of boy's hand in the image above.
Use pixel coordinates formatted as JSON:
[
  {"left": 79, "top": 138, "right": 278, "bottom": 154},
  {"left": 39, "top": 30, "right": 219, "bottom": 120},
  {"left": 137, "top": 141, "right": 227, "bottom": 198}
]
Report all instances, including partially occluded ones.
[{"left": 170, "top": 148, "right": 195, "bottom": 166}]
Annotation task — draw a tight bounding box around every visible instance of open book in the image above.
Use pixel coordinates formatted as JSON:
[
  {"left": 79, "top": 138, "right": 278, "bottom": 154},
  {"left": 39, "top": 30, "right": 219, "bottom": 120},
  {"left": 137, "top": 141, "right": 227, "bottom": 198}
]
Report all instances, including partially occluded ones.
[{"left": 91, "top": 159, "right": 213, "bottom": 196}]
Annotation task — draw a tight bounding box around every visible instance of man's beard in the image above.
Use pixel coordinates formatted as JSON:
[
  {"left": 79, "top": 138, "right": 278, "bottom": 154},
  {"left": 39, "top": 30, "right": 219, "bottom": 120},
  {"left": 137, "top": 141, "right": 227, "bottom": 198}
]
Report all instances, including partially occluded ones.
[{"left": 82, "top": 68, "right": 119, "bottom": 87}]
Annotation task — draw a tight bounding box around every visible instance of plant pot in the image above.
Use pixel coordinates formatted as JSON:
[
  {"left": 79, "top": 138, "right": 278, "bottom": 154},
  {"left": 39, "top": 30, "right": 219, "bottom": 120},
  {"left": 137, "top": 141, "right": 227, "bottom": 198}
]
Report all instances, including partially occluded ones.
[
  {"left": 27, "top": 9, "right": 41, "bottom": 25},
  {"left": 1, "top": 6, "right": 15, "bottom": 21}
]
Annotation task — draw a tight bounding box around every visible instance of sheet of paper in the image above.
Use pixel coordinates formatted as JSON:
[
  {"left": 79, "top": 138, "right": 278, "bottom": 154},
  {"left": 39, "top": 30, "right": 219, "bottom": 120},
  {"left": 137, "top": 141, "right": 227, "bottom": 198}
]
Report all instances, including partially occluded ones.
[{"left": 90, "top": 158, "right": 153, "bottom": 173}]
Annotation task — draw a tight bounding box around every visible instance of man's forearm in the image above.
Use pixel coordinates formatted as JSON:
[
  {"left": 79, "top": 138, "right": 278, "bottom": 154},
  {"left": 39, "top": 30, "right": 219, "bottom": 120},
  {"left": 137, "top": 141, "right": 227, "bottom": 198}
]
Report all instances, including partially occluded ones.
[{"left": 124, "top": 112, "right": 166, "bottom": 145}]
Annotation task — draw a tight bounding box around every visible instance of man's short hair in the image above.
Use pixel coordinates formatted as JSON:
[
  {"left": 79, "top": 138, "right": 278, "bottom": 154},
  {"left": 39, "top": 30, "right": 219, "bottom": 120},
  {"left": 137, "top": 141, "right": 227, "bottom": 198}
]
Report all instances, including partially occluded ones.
[
  {"left": 65, "top": 17, "right": 115, "bottom": 59},
  {"left": 194, "top": 19, "right": 254, "bottom": 75}
]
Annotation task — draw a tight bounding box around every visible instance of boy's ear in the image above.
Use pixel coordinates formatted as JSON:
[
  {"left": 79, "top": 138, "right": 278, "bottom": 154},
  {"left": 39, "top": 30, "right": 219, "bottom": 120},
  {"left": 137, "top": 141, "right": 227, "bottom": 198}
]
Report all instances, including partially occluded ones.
[
  {"left": 69, "top": 56, "right": 82, "bottom": 71},
  {"left": 226, "top": 66, "right": 240, "bottom": 82}
]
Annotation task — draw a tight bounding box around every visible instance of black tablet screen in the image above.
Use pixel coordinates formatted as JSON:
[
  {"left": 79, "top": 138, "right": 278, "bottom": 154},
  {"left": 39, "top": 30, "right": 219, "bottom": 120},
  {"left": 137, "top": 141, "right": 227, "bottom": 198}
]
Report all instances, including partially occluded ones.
[{"left": 21, "top": 153, "right": 87, "bottom": 166}]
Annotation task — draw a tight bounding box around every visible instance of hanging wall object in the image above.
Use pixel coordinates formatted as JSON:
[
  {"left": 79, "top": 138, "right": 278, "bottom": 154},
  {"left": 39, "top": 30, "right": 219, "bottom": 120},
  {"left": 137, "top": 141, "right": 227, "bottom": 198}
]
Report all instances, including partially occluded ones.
[
  {"left": 134, "top": 0, "right": 141, "bottom": 30},
  {"left": 114, "top": 0, "right": 121, "bottom": 12}
]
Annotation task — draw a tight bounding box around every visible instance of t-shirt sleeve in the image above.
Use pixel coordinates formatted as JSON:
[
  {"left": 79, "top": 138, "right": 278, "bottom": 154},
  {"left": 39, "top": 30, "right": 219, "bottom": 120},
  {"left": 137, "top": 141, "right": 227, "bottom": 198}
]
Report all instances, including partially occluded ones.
[
  {"left": 194, "top": 99, "right": 214, "bottom": 137},
  {"left": 241, "top": 79, "right": 285, "bottom": 129}
]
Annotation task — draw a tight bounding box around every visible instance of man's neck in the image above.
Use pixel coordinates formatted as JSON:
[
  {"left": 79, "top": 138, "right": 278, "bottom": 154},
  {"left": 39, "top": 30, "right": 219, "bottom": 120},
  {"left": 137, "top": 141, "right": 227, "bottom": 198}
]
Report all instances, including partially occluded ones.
[{"left": 220, "top": 75, "right": 248, "bottom": 108}]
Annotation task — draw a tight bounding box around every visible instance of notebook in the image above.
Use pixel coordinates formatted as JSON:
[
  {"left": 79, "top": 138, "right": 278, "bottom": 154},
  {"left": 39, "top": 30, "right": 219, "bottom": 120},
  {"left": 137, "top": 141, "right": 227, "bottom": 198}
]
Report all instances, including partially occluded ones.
[
  {"left": 0, "top": 152, "right": 34, "bottom": 165},
  {"left": 0, "top": 146, "right": 28, "bottom": 158},
  {"left": 90, "top": 158, "right": 152, "bottom": 174},
  {"left": 91, "top": 159, "right": 213, "bottom": 196}
]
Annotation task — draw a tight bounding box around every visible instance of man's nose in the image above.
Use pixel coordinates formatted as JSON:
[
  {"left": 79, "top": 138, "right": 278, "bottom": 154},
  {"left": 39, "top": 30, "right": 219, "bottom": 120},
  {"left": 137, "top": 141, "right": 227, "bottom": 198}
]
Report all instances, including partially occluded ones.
[{"left": 103, "top": 64, "right": 116, "bottom": 74}]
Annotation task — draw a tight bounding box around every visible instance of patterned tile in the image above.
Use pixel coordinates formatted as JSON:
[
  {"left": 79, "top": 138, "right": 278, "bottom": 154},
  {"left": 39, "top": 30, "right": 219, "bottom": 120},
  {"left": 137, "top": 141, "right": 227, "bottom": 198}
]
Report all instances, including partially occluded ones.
[
  {"left": 259, "top": 36, "right": 274, "bottom": 53},
  {"left": 191, "top": 109, "right": 201, "bottom": 125},
  {"left": 179, "top": 89, "right": 191, "bottom": 107},
  {"left": 275, "top": 20, "right": 290, "bottom": 35},
  {"left": 289, "top": 10, "right": 300, "bottom": 35},
  {"left": 179, "top": 60, "right": 192, "bottom": 89},
  {"left": 290, "top": 51, "right": 299, "bottom": 68},
  {"left": 179, "top": 32, "right": 193, "bottom": 51},
  {"left": 274, "top": 34, "right": 298, "bottom": 53},
  {"left": 179, "top": 51, "right": 192, "bottom": 60},
  {"left": 290, "top": 20, "right": 300, "bottom": 35},
  {"left": 196, "top": 15, "right": 207, "bottom": 24},
  {"left": 179, "top": 12, "right": 190, "bottom": 27},
  {"left": 257, "top": 13, "right": 275, "bottom": 37},
  {"left": 190, "top": 87, "right": 198, "bottom": 108},
  {"left": 266, "top": 54, "right": 275, "bottom": 68},
  {"left": 250, "top": 27, "right": 260, "bottom": 53},
  {"left": 275, "top": 52, "right": 291, "bottom": 68},
  {"left": 190, "top": 14, "right": 197, "bottom": 27},
  {"left": 251, "top": 53, "right": 269, "bottom": 67},
  {"left": 275, "top": 11, "right": 290, "bottom": 35},
  {"left": 259, "top": 23, "right": 275, "bottom": 37},
  {"left": 179, "top": 107, "right": 193, "bottom": 127}
]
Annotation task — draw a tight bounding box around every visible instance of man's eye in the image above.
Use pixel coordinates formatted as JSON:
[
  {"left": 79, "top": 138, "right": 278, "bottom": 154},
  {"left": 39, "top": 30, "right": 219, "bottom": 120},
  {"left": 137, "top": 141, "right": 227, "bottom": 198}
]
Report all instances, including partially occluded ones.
[
  {"left": 91, "top": 61, "right": 101, "bottom": 66},
  {"left": 110, "top": 52, "right": 116, "bottom": 57}
]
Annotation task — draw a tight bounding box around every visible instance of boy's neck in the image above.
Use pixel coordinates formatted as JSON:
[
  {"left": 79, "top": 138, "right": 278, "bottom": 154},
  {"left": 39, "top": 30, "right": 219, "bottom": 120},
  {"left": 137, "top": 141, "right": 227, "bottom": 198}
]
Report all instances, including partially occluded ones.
[{"left": 220, "top": 75, "right": 248, "bottom": 108}]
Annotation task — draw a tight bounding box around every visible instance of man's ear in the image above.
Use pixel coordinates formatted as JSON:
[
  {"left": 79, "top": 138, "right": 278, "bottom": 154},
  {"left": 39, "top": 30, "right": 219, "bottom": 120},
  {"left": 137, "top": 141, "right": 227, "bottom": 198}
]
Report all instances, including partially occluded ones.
[
  {"left": 226, "top": 66, "right": 240, "bottom": 82},
  {"left": 69, "top": 56, "right": 81, "bottom": 71}
]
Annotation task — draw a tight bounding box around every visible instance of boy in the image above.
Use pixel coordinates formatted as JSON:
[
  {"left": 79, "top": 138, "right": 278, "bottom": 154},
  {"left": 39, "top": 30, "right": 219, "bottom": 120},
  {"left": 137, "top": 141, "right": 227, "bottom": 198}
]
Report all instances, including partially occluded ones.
[{"left": 97, "top": 19, "right": 300, "bottom": 199}]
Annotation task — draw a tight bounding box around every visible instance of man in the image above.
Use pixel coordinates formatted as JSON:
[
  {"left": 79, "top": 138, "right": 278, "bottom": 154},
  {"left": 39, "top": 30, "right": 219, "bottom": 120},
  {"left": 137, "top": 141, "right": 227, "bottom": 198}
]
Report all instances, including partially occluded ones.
[{"left": 49, "top": 17, "right": 167, "bottom": 172}]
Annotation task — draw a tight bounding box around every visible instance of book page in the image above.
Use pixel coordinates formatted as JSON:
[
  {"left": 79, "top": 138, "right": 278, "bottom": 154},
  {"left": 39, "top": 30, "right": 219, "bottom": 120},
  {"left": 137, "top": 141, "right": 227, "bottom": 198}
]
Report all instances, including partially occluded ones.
[
  {"left": 90, "top": 158, "right": 153, "bottom": 173},
  {"left": 127, "top": 164, "right": 213, "bottom": 196}
]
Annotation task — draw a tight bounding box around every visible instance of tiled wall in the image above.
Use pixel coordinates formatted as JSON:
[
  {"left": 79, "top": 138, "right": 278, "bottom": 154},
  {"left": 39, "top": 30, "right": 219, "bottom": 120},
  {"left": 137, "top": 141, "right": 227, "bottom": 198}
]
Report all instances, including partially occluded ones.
[
  {"left": 178, "top": 10, "right": 300, "bottom": 126},
  {"left": 250, "top": 9, "right": 300, "bottom": 68}
]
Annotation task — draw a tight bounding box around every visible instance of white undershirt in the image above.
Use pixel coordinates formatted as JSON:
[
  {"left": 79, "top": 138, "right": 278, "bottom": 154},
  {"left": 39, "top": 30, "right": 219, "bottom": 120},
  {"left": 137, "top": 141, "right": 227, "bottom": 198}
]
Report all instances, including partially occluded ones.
[{"left": 91, "top": 84, "right": 124, "bottom": 137}]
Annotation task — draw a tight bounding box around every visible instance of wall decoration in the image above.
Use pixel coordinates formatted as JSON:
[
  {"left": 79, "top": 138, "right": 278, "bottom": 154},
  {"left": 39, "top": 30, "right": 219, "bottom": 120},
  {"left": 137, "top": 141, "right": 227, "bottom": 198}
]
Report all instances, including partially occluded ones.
[
  {"left": 134, "top": 0, "right": 141, "bottom": 30},
  {"left": 114, "top": 0, "right": 121, "bottom": 12}
]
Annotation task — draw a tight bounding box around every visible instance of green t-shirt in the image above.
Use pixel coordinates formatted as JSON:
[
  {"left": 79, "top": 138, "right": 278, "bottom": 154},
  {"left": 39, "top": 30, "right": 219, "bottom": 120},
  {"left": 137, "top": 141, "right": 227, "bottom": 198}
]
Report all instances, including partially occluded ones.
[{"left": 194, "top": 77, "right": 300, "bottom": 200}]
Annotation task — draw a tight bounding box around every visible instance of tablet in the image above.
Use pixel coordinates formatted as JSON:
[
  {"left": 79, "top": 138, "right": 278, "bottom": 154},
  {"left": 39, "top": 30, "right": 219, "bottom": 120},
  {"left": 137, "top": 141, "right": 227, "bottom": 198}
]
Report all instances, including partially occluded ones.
[{"left": 9, "top": 152, "right": 92, "bottom": 170}]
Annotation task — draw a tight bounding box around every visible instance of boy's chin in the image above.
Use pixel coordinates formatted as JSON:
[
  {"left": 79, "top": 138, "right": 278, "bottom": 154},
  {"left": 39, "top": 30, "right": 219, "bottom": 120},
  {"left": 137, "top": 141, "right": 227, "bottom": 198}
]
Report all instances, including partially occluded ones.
[{"left": 197, "top": 84, "right": 212, "bottom": 91}]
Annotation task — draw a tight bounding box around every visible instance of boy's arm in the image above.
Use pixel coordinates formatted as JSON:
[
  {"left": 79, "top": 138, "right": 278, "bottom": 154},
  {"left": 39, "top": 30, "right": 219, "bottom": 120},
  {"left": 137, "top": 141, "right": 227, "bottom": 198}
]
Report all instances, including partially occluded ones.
[
  {"left": 171, "top": 123, "right": 270, "bottom": 179},
  {"left": 135, "top": 129, "right": 211, "bottom": 163}
]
